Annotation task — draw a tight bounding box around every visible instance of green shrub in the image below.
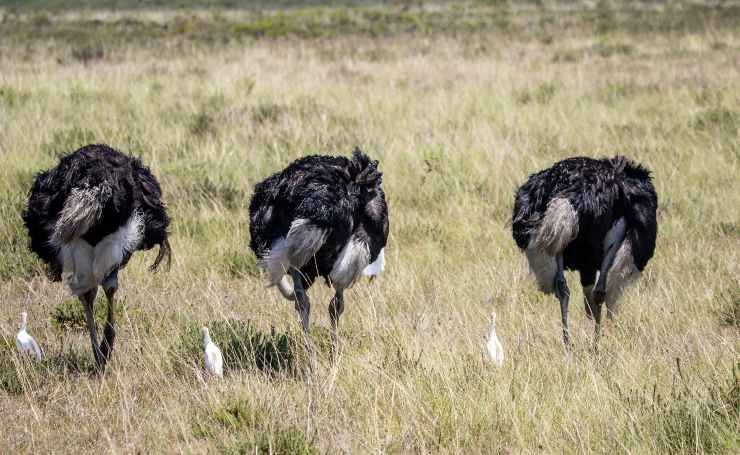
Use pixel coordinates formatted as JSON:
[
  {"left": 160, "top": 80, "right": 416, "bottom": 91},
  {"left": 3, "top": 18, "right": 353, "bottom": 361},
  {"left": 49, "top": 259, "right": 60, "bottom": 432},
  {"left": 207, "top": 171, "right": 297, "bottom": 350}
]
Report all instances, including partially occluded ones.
[
  {"left": 224, "top": 428, "right": 319, "bottom": 455},
  {"left": 214, "top": 398, "right": 263, "bottom": 431},
  {"left": 51, "top": 295, "right": 124, "bottom": 333},
  {"left": 190, "top": 111, "right": 218, "bottom": 138},
  {"left": 173, "top": 319, "right": 302, "bottom": 376},
  {"left": 599, "top": 82, "right": 652, "bottom": 106},
  {"left": 71, "top": 44, "right": 105, "bottom": 64},
  {"left": 0, "top": 170, "right": 44, "bottom": 281},
  {"left": 611, "top": 362, "right": 740, "bottom": 453},
  {"left": 252, "top": 101, "right": 286, "bottom": 125},
  {"left": 655, "top": 364, "right": 739, "bottom": 452},
  {"left": 717, "top": 287, "right": 739, "bottom": 329},
  {"left": 0, "top": 336, "right": 23, "bottom": 394},
  {"left": 534, "top": 82, "right": 557, "bottom": 104},
  {"left": 0, "top": 85, "right": 31, "bottom": 107},
  {"left": 253, "top": 429, "right": 319, "bottom": 455},
  {"left": 693, "top": 108, "right": 739, "bottom": 135},
  {"left": 193, "top": 397, "right": 264, "bottom": 440},
  {"left": 0, "top": 335, "right": 93, "bottom": 394},
  {"left": 222, "top": 250, "right": 261, "bottom": 279},
  {"left": 514, "top": 82, "right": 558, "bottom": 105},
  {"left": 593, "top": 42, "right": 634, "bottom": 58},
  {"left": 198, "top": 179, "right": 244, "bottom": 210},
  {"left": 552, "top": 48, "right": 585, "bottom": 63}
]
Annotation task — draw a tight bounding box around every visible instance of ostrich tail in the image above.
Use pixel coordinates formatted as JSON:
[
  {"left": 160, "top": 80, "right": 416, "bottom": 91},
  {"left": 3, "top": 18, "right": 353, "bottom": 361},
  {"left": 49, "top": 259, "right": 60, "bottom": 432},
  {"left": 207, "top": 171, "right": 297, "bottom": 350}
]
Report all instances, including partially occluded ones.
[
  {"left": 533, "top": 197, "right": 579, "bottom": 256},
  {"left": 262, "top": 218, "right": 328, "bottom": 286},
  {"left": 51, "top": 184, "right": 111, "bottom": 247},
  {"left": 276, "top": 275, "right": 295, "bottom": 301},
  {"left": 609, "top": 155, "right": 628, "bottom": 174},
  {"left": 149, "top": 238, "right": 172, "bottom": 272},
  {"left": 349, "top": 147, "right": 382, "bottom": 189}
]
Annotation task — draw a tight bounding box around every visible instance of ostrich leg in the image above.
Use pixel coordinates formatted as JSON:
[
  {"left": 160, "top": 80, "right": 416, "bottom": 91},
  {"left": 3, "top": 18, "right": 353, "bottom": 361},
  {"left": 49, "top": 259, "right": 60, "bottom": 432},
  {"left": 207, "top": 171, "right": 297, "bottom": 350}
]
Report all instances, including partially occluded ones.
[
  {"left": 554, "top": 254, "right": 571, "bottom": 346},
  {"left": 590, "top": 217, "right": 627, "bottom": 347},
  {"left": 290, "top": 270, "right": 311, "bottom": 344},
  {"left": 589, "top": 290, "right": 604, "bottom": 349},
  {"left": 593, "top": 217, "right": 627, "bottom": 305},
  {"left": 81, "top": 288, "right": 104, "bottom": 370},
  {"left": 582, "top": 269, "right": 602, "bottom": 347},
  {"left": 328, "top": 289, "right": 345, "bottom": 360},
  {"left": 100, "top": 269, "right": 118, "bottom": 362}
]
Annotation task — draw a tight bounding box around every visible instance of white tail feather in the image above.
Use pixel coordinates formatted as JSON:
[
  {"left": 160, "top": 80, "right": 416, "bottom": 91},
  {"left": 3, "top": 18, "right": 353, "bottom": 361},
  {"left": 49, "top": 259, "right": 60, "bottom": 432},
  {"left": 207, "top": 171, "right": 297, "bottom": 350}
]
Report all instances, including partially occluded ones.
[
  {"left": 525, "top": 237, "right": 558, "bottom": 294},
  {"left": 57, "top": 212, "right": 144, "bottom": 296},
  {"left": 263, "top": 218, "right": 328, "bottom": 285},
  {"left": 92, "top": 211, "right": 144, "bottom": 284},
  {"left": 51, "top": 186, "right": 107, "bottom": 247},
  {"left": 604, "top": 239, "right": 640, "bottom": 314},
  {"left": 533, "top": 197, "right": 579, "bottom": 255},
  {"left": 276, "top": 275, "right": 295, "bottom": 301},
  {"left": 362, "top": 247, "right": 385, "bottom": 277},
  {"left": 330, "top": 238, "right": 370, "bottom": 290}
]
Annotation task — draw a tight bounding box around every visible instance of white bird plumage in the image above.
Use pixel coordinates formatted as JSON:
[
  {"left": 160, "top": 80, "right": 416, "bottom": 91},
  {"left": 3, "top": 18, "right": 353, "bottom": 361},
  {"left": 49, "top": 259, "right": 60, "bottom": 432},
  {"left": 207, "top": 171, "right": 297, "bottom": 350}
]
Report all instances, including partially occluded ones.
[
  {"left": 16, "top": 312, "right": 43, "bottom": 362},
  {"left": 362, "top": 247, "right": 385, "bottom": 277},
  {"left": 201, "top": 326, "right": 223, "bottom": 378},
  {"left": 486, "top": 311, "right": 504, "bottom": 368}
]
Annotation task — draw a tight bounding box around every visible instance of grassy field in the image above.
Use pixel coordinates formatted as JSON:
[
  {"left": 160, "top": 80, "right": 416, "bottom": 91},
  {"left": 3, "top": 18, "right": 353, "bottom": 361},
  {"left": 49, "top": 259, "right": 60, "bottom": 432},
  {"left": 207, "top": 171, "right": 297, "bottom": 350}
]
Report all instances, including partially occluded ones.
[{"left": 0, "top": 0, "right": 738, "bottom": 453}]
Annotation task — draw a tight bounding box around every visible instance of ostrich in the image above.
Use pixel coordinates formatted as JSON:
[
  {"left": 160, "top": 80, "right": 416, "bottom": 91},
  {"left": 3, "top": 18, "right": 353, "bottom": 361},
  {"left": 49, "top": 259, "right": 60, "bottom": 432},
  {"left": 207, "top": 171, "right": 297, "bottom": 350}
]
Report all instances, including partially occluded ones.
[
  {"left": 512, "top": 156, "right": 657, "bottom": 345},
  {"left": 23, "top": 144, "right": 171, "bottom": 371},
  {"left": 248, "top": 148, "right": 389, "bottom": 355}
]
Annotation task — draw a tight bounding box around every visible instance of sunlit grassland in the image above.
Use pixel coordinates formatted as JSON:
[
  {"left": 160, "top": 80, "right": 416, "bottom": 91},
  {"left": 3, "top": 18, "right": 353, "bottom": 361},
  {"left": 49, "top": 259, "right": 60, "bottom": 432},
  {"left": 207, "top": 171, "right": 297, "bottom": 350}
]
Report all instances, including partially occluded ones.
[{"left": 0, "top": 1, "right": 738, "bottom": 453}]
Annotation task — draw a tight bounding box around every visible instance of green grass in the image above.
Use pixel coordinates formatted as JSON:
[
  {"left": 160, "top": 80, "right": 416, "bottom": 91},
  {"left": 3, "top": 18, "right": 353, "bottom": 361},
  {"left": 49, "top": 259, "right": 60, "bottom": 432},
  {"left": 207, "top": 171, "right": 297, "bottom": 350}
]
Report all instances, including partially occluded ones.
[
  {"left": 0, "top": 1, "right": 738, "bottom": 453},
  {"left": 172, "top": 318, "right": 303, "bottom": 376}
]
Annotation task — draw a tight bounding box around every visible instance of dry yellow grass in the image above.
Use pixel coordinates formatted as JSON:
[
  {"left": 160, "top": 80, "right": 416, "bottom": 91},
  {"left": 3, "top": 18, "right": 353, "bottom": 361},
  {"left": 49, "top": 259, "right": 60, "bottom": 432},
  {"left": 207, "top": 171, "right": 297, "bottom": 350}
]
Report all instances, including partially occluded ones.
[{"left": 0, "top": 1, "right": 738, "bottom": 453}]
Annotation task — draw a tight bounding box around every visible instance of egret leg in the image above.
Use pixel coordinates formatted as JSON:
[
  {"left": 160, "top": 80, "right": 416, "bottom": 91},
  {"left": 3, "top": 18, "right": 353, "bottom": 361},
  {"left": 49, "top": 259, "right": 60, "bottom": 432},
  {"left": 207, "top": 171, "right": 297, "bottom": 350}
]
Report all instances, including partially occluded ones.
[
  {"left": 81, "top": 288, "right": 104, "bottom": 370},
  {"left": 329, "top": 289, "right": 345, "bottom": 360},
  {"left": 100, "top": 270, "right": 118, "bottom": 362},
  {"left": 554, "top": 254, "right": 571, "bottom": 346}
]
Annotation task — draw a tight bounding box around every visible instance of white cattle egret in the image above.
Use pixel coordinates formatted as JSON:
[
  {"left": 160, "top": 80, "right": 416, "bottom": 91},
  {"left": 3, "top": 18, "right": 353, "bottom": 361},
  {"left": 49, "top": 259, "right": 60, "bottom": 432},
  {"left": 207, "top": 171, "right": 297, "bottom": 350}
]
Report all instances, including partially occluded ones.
[
  {"left": 201, "top": 327, "right": 223, "bottom": 378},
  {"left": 16, "top": 312, "right": 43, "bottom": 361},
  {"left": 486, "top": 311, "right": 504, "bottom": 367}
]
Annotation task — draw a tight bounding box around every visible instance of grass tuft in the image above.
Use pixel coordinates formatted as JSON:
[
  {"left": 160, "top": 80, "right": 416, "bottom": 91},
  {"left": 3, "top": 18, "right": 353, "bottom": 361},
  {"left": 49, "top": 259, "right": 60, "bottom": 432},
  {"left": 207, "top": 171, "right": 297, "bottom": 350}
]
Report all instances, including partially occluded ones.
[
  {"left": 173, "top": 319, "right": 301, "bottom": 377},
  {"left": 0, "top": 335, "right": 94, "bottom": 394},
  {"left": 223, "top": 428, "right": 319, "bottom": 455},
  {"left": 717, "top": 287, "right": 739, "bottom": 329},
  {"left": 50, "top": 295, "right": 125, "bottom": 333},
  {"left": 41, "top": 127, "right": 99, "bottom": 158},
  {"left": 693, "top": 107, "right": 740, "bottom": 135},
  {"left": 70, "top": 43, "right": 104, "bottom": 64},
  {"left": 252, "top": 428, "right": 319, "bottom": 455}
]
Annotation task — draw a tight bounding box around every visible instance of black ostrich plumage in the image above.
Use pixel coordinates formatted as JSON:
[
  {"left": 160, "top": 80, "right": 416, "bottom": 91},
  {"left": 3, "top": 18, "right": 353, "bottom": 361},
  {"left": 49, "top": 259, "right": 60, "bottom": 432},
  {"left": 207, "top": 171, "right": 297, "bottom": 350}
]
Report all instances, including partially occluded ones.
[
  {"left": 512, "top": 155, "right": 658, "bottom": 344},
  {"left": 513, "top": 156, "right": 657, "bottom": 280},
  {"left": 23, "top": 143, "right": 171, "bottom": 280},
  {"left": 22, "top": 143, "right": 171, "bottom": 371},
  {"left": 249, "top": 148, "right": 388, "bottom": 289}
]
